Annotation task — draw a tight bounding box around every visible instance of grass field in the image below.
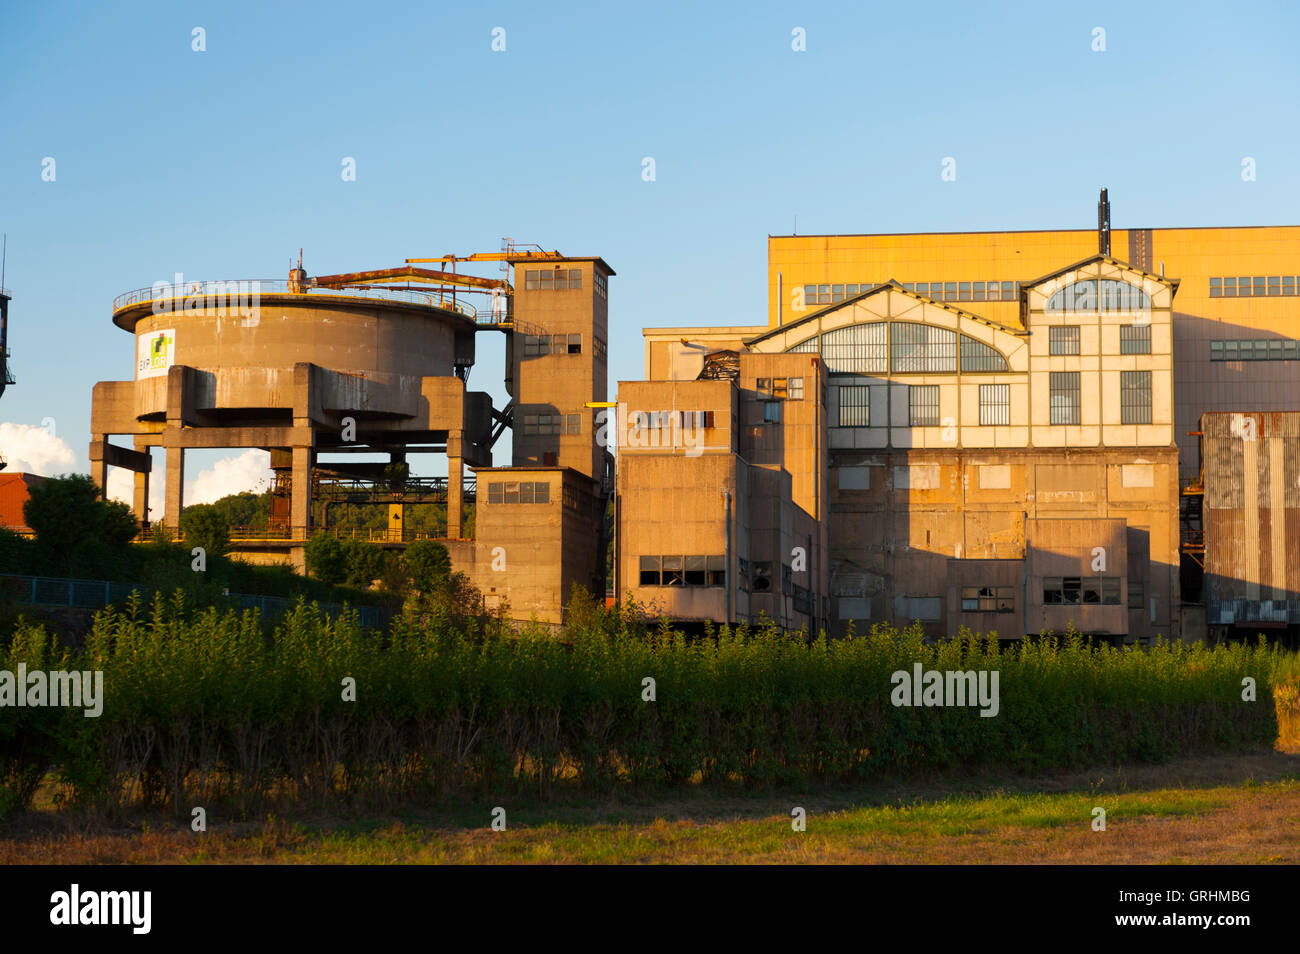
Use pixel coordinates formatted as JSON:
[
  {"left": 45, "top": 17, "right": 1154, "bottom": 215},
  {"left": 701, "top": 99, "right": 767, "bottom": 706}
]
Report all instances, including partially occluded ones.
[{"left": 3, "top": 750, "right": 1296, "bottom": 864}]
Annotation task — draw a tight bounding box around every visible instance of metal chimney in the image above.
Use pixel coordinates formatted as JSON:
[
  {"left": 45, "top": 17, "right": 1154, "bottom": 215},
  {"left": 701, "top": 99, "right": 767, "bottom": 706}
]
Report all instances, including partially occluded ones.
[{"left": 1097, "top": 188, "right": 1111, "bottom": 256}]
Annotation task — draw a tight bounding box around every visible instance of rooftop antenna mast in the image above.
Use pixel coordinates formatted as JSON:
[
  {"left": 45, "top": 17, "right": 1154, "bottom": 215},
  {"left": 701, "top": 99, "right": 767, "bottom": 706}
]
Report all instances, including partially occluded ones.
[{"left": 1097, "top": 188, "right": 1111, "bottom": 256}]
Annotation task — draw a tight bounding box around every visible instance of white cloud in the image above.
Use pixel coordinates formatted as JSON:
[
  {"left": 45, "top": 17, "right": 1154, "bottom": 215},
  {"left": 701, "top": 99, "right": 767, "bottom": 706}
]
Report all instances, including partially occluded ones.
[
  {"left": 106, "top": 465, "right": 164, "bottom": 518},
  {"left": 187, "top": 449, "right": 273, "bottom": 505},
  {"left": 0, "top": 421, "right": 77, "bottom": 475},
  {"left": 0, "top": 423, "right": 271, "bottom": 522}
]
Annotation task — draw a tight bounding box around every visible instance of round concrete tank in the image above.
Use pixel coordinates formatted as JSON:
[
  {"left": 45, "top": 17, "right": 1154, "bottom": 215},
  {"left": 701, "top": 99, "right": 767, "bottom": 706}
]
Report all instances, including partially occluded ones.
[{"left": 112, "top": 275, "right": 475, "bottom": 390}]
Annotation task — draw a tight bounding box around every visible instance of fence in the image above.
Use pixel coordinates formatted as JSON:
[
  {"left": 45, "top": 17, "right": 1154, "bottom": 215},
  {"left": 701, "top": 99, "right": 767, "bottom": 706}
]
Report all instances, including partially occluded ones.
[{"left": 0, "top": 574, "right": 389, "bottom": 628}]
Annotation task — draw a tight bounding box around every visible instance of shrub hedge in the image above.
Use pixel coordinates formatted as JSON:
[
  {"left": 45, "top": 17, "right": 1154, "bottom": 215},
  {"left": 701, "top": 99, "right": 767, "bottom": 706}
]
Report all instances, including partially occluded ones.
[{"left": 0, "top": 593, "right": 1291, "bottom": 816}]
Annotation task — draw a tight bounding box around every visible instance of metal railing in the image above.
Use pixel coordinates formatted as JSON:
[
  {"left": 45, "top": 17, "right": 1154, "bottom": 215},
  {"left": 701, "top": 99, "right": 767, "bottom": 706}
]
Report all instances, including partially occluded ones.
[
  {"left": 137, "top": 526, "right": 468, "bottom": 544},
  {"left": 111, "top": 279, "right": 481, "bottom": 319},
  {"left": 0, "top": 573, "right": 388, "bottom": 627},
  {"left": 313, "top": 474, "right": 477, "bottom": 500}
]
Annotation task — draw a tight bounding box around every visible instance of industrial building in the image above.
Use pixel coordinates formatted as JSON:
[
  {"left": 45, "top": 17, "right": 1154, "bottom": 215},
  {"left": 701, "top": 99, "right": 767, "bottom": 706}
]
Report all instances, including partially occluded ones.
[
  {"left": 90, "top": 247, "right": 612, "bottom": 623},
  {"left": 87, "top": 193, "right": 1300, "bottom": 641},
  {"left": 624, "top": 193, "right": 1300, "bottom": 642}
]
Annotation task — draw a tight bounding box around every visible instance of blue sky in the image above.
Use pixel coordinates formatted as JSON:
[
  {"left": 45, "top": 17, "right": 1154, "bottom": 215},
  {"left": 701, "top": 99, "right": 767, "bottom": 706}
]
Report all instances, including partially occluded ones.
[{"left": 2, "top": 0, "right": 1298, "bottom": 500}]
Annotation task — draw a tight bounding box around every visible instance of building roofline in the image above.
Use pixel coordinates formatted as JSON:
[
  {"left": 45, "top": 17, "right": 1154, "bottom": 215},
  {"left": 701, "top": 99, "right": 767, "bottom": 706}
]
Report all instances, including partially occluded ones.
[
  {"left": 1020, "top": 253, "right": 1181, "bottom": 294},
  {"left": 744, "top": 279, "right": 1028, "bottom": 347},
  {"left": 506, "top": 254, "right": 615, "bottom": 276},
  {"left": 768, "top": 223, "right": 1300, "bottom": 240}
]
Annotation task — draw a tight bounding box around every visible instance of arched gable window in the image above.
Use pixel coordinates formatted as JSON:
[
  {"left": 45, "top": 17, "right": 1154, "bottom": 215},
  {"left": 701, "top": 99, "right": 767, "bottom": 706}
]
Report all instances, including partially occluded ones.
[
  {"left": 1046, "top": 279, "right": 1151, "bottom": 313},
  {"left": 959, "top": 335, "right": 1008, "bottom": 372},
  {"left": 788, "top": 322, "right": 1009, "bottom": 374}
]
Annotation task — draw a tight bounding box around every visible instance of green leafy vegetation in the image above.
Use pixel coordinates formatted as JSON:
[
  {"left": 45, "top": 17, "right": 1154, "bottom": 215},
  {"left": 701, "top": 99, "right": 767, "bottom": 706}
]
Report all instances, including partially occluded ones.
[{"left": 0, "top": 598, "right": 1291, "bottom": 818}]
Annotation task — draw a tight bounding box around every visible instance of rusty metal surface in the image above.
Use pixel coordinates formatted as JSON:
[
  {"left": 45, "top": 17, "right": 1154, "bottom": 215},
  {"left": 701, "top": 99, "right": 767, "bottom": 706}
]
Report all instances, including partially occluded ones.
[{"left": 312, "top": 267, "right": 509, "bottom": 292}]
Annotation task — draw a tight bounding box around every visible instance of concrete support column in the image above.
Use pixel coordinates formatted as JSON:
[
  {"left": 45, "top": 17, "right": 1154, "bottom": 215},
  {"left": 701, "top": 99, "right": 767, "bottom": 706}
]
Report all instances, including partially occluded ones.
[
  {"left": 88, "top": 440, "right": 108, "bottom": 496},
  {"left": 447, "top": 458, "right": 463, "bottom": 539},
  {"left": 165, "top": 446, "right": 185, "bottom": 531},
  {"left": 133, "top": 469, "right": 151, "bottom": 527},
  {"left": 291, "top": 445, "right": 312, "bottom": 540}
]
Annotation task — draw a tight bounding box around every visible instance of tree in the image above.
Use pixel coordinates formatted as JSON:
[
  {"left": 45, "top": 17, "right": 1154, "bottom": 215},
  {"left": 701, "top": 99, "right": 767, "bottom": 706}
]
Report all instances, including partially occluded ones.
[
  {"left": 303, "top": 532, "right": 347, "bottom": 586},
  {"left": 179, "top": 504, "right": 230, "bottom": 557},
  {"left": 23, "top": 474, "right": 138, "bottom": 575},
  {"left": 405, "top": 539, "right": 451, "bottom": 593},
  {"left": 341, "top": 538, "right": 384, "bottom": 590}
]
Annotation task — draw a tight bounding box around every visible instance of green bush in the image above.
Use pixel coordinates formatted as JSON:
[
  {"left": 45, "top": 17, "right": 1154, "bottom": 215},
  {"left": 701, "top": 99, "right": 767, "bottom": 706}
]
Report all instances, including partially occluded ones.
[
  {"left": 179, "top": 504, "right": 230, "bottom": 557},
  {"left": 405, "top": 540, "right": 450, "bottom": 593},
  {"left": 0, "top": 601, "right": 1291, "bottom": 817},
  {"left": 22, "top": 474, "right": 137, "bottom": 576},
  {"left": 304, "top": 532, "right": 347, "bottom": 585}
]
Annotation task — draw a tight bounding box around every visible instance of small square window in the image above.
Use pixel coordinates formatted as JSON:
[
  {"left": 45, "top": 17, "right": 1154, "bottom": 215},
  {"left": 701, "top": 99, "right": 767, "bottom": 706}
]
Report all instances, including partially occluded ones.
[
  {"left": 1049, "top": 326, "right": 1081, "bottom": 355},
  {"left": 487, "top": 482, "right": 504, "bottom": 504},
  {"left": 685, "top": 555, "right": 707, "bottom": 586},
  {"left": 763, "top": 401, "right": 782, "bottom": 423},
  {"left": 662, "top": 556, "right": 684, "bottom": 586},
  {"left": 503, "top": 482, "right": 520, "bottom": 504},
  {"left": 534, "top": 481, "right": 550, "bottom": 504},
  {"left": 788, "top": 377, "right": 804, "bottom": 400},
  {"left": 639, "top": 556, "right": 661, "bottom": 586},
  {"left": 519, "top": 482, "right": 534, "bottom": 504},
  {"left": 706, "top": 555, "right": 726, "bottom": 587},
  {"left": 568, "top": 333, "right": 582, "bottom": 354}
]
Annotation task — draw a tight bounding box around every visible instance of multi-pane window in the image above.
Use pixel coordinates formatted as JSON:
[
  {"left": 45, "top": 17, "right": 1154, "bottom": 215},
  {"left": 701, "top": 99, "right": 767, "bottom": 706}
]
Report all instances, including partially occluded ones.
[
  {"left": 1128, "top": 580, "right": 1145, "bottom": 610},
  {"left": 524, "top": 268, "right": 582, "bottom": 290},
  {"left": 522, "top": 334, "right": 582, "bottom": 356},
  {"left": 594, "top": 273, "right": 608, "bottom": 300},
  {"left": 978, "top": 384, "right": 1010, "bottom": 426},
  {"left": 908, "top": 385, "right": 940, "bottom": 426},
  {"left": 1042, "top": 576, "right": 1121, "bottom": 605},
  {"left": 960, "top": 586, "right": 1015, "bottom": 613},
  {"left": 959, "top": 335, "right": 1009, "bottom": 372},
  {"left": 838, "top": 385, "right": 870, "bottom": 427},
  {"left": 822, "top": 323, "right": 887, "bottom": 373},
  {"left": 1119, "top": 323, "right": 1151, "bottom": 354},
  {"left": 1211, "top": 275, "right": 1300, "bottom": 298},
  {"left": 1049, "top": 372, "right": 1080, "bottom": 425},
  {"left": 1120, "top": 370, "right": 1152, "bottom": 425},
  {"left": 796, "top": 324, "right": 1008, "bottom": 373},
  {"left": 762, "top": 401, "right": 782, "bottom": 423},
  {"left": 802, "top": 283, "right": 874, "bottom": 305},
  {"left": 523, "top": 412, "right": 581, "bottom": 435},
  {"left": 594, "top": 337, "right": 608, "bottom": 362},
  {"left": 486, "top": 481, "right": 551, "bottom": 505},
  {"left": 1046, "top": 280, "right": 1151, "bottom": 312},
  {"left": 1210, "top": 339, "right": 1300, "bottom": 361},
  {"left": 787, "top": 377, "right": 804, "bottom": 400},
  {"left": 804, "top": 280, "right": 1021, "bottom": 305},
  {"left": 892, "top": 322, "right": 957, "bottom": 372},
  {"left": 1048, "top": 325, "right": 1081, "bottom": 355}
]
